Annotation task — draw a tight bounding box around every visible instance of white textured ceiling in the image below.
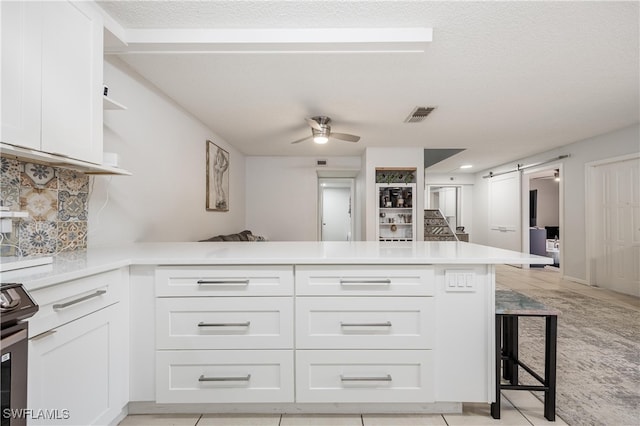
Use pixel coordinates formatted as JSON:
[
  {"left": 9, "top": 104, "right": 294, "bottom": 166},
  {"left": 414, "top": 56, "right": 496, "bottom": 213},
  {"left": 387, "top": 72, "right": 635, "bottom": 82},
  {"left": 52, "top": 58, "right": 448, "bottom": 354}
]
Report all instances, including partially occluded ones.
[{"left": 98, "top": 1, "right": 639, "bottom": 173}]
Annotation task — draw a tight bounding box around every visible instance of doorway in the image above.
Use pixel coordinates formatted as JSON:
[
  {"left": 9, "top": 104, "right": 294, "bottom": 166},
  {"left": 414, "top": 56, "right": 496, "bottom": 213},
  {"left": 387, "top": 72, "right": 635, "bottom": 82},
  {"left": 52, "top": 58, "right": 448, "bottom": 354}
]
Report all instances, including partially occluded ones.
[
  {"left": 426, "top": 185, "right": 461, "bottom": 230},
  {"left": 523, "top": 165, "right": 563, "bottom": 272},
  {"left": 318, "top": 178, "right": 355, "bottom": 241}
]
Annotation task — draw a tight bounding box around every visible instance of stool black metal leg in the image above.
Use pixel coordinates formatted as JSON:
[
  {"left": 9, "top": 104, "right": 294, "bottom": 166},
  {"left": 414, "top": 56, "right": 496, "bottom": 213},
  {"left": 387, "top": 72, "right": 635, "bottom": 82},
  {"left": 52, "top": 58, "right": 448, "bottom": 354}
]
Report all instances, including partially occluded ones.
[
  {"left": 491, "top": 314, "right": 502, "bottom": 419},
  {"left": 544, "top": 315, "right": 557, "bottom": 421},
  {"left": 502, "top": 316, "right": 510, "bottom": 381},
  {"left": 507, "top": 316, "right": 519, "bottom": 385}
]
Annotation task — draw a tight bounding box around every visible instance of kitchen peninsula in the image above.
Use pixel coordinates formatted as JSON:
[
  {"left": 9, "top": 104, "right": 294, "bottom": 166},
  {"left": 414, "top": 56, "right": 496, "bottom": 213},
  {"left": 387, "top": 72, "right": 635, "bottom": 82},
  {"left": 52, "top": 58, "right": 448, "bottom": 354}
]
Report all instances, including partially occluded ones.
[{"left": 6, "top": 241, "right": 551, "bottom": 424}]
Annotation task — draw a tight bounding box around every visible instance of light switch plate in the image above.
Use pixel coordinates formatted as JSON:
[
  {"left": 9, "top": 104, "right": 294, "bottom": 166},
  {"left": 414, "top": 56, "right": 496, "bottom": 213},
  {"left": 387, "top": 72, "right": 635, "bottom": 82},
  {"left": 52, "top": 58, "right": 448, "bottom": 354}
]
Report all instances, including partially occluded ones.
[{"left": 445, "top": 270, "right": 476, "bottom": 292}]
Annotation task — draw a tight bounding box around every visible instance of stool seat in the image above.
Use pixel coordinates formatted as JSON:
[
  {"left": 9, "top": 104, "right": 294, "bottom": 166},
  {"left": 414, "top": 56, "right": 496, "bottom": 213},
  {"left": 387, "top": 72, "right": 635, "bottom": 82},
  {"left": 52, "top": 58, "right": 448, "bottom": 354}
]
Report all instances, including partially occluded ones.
[{"left": 491, "top": 290, "right": 560, "bottom": 421}]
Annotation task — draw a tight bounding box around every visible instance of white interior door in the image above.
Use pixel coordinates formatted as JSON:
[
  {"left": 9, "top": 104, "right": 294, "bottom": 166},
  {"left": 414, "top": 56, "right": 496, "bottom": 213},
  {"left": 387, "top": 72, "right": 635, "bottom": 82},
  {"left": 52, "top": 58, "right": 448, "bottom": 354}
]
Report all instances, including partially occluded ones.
[
  {"left": 320, "top": 180, "right": 353, "bottom": 241},
  {"left": 590, "top": 155, "right": 640, "bottom": 296},
  {"left": 488, "top": 173, "right": 522, "bottom": 252}
]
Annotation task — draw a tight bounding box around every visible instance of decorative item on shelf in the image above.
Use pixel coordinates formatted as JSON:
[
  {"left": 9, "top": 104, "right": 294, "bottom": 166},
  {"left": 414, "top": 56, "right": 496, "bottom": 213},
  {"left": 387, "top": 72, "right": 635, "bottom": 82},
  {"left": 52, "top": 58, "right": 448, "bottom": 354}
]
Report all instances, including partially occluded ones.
[
  {"left": 206, "top": 140, "right": 229, "bottom": 211},
  {"left": 390, "top": 224, "right": 397, "bottom": 232}
]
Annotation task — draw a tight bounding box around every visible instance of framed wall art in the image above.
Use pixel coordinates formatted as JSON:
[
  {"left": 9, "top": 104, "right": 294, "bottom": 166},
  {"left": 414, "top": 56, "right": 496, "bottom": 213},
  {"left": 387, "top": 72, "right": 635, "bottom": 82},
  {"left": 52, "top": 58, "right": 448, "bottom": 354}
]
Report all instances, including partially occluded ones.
[{"left": 206, "top": 140, "right": 229, "bottom": 211}]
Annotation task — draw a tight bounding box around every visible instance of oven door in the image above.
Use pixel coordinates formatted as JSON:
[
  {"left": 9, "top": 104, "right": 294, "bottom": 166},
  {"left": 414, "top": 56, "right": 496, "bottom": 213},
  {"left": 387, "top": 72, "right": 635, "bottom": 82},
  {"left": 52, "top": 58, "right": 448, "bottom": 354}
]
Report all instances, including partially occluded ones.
[{"left": 1, "top": 322, "right": 28, "bottom": 426}]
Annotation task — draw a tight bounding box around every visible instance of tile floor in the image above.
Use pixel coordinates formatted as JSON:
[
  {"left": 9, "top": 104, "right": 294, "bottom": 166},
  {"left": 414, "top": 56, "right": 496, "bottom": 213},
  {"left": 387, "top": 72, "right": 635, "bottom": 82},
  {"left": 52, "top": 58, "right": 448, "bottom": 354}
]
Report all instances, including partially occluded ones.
[{"left": 120, "top": 265, "right": 640, "bottom": 426}]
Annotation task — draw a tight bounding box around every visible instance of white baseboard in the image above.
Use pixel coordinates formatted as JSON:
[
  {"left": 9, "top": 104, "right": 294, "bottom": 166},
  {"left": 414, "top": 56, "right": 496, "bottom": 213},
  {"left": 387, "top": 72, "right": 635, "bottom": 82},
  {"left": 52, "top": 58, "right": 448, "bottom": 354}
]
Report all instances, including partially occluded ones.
[
  {"left": 127, "top": 401, "right": 463, "bottom": 415},
  {"left": 563, "top": 275, "right": 589, "bottom": 285}
]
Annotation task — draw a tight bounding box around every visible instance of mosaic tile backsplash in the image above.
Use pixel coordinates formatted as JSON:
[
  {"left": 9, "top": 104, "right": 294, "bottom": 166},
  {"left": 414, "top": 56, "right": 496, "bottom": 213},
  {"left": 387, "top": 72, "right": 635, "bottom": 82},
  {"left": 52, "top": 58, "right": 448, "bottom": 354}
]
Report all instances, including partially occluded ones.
[{"left": 1, "top": 157, "right": 89, "bottom": 257}]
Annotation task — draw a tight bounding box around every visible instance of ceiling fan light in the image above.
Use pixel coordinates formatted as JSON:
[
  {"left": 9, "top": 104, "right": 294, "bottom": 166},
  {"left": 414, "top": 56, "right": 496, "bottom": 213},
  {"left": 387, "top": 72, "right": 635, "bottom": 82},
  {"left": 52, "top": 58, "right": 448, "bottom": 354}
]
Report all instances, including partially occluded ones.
[{"left": 313, "top": 135, "right": 329, "bottom": 144}]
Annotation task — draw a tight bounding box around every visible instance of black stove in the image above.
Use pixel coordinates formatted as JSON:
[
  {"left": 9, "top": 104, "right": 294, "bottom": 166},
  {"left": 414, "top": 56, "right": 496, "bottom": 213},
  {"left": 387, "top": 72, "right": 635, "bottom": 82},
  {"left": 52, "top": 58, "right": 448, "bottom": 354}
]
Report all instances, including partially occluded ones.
[
  {"left": 1, "top": 283, "right": 39, "bottom": 426},
  {"left": 1, "top": 283, "right": 38, "bottom": 327}
]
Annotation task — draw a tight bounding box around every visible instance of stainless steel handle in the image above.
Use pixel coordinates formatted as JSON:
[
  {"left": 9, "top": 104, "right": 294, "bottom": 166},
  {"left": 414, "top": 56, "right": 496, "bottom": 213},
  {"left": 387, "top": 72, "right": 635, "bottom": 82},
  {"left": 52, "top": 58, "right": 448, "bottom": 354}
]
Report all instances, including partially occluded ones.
[
  {"left": 198, "top": 374, "right": 251, "bottom": 382},
  {"left": 198, "top": 321, "right": 250, "bottom": 327},
  {"left": 2, "top": 329, "right": 28, "bottom": 347},
  {"left": 197, "top": 279, "right": 250, "bottom": 286},
  {"left": 340, "top": 374, "right": 392, "bottom": 382},
  {"left": 52, "top": 290, "right": 106, "bottom": 310},
  {"left": 30, "top": 330, "right": 57, "bottom": 341},
  {"left": 339, "top": 279, "right": 391, "bottom": 285},
  {"left": 340, "top": 321, "right": 392, "bottom": 327}
]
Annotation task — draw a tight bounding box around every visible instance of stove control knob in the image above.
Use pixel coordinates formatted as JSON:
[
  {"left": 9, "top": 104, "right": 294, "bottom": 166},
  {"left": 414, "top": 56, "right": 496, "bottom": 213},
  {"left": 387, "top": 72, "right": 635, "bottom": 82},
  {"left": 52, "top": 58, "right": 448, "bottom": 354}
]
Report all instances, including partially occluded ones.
[{"left": 0, "top": 288, "right": 21, "bottom": 311}]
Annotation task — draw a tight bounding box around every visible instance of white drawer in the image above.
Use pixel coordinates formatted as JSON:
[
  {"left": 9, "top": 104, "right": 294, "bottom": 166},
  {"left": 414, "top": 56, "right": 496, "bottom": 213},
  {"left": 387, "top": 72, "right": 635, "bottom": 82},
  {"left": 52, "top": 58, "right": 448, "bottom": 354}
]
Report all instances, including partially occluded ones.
[
  {"left": 155, "top": 266, "right": 293, "bottom": 297},
  {"left": 296, "top": 297, "right": 433, "bottom": 350},
  {"left": 296, "top": 350, "right": 433, "bottom": 403},
  {"left": 28, "top": 268, "right": 125, "bottom": 337},
  {"left": 295, "top": 265, "right": 434, "bottom": 296},
  {"left": 156, "top": 297, "right": 293, "bottom": 349},
  {"left": 156, "top": 350, "right": 294, "bottom": 403}
]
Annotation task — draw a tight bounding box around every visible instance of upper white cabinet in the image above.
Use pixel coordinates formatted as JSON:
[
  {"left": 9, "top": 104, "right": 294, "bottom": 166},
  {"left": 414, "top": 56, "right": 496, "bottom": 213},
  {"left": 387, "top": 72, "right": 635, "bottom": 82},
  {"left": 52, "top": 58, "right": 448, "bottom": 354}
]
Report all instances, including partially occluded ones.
[
  {"left": 1, "top": 1, "right": 42, "bottom": 150},
  {"left": 1, "top": 1, "right": 103, "bottom": 164}
]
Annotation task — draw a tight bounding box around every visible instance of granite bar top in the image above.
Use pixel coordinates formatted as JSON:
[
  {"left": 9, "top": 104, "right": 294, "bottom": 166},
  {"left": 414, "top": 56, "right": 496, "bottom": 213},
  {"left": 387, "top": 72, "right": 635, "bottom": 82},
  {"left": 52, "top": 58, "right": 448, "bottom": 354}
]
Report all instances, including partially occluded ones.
[{"left": 495, "top": 289, "right": 561, "bottom": 316}]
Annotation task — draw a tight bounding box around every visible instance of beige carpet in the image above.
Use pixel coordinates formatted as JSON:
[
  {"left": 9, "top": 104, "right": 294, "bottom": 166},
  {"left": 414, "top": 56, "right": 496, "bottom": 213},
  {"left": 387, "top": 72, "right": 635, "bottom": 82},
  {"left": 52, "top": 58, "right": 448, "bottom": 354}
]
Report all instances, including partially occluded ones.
[{"left": 501, "top": 287, "right": 640, "bottom": 426}]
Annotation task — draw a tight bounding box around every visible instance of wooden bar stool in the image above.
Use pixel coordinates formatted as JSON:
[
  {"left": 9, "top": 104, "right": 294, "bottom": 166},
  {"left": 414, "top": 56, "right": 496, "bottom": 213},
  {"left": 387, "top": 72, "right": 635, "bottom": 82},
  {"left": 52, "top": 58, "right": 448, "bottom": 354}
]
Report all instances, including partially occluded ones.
[{"left": 491, "top": 290, "right": 560, "bottom": 421}]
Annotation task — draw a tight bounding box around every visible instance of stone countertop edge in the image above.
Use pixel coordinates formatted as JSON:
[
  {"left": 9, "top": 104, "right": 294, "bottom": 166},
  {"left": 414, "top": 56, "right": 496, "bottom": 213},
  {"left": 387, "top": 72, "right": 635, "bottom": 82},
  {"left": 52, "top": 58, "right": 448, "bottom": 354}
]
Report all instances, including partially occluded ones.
[{"left": 1, "top": 241, "right": 553, "bottom": 291}]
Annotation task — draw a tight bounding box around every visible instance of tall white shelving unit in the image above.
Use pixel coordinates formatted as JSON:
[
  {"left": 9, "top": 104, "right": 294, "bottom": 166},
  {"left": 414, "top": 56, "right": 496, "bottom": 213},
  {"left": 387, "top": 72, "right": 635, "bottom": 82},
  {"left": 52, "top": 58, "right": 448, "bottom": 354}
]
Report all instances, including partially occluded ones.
[{"left": 376, "top": 182, "right": 417, "bottom": 242}]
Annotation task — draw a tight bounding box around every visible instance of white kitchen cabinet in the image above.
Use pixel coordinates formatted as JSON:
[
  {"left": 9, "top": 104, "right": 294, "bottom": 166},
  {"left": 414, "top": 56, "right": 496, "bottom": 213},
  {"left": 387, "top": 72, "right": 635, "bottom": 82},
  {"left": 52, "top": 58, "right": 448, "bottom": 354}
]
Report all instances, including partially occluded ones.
[
  {"left": 0, "top": 0, "right": 103, "bottom": 164},
  {"left": 0, "top": 1, "right": 42, "bottom": 149},
  {"left": 155, "top": 265, "right": 293, "bottom": 297},
  {"left": 155, "top": 266, "right": 295, "bottom": 404},
  {"left": 296, "top": 350, "right": 433, "bottom": 403},
  {"left": 156, "top": 350, "right": 294, "bottom": 404},
  {"left": 156, "top": 296, "right": 293, "bottom": 350},
  {"left": 27, "top": 268, "right": 129, "bottom": 426},
  {"left": 295, "top": 296, "right": 434, "bottom": 350},
  {"left": 295, "top": 264, "right": 435, "bottom": 404},
  {"left": 295, "top": 264, "right": 434, "bottom": 296}
]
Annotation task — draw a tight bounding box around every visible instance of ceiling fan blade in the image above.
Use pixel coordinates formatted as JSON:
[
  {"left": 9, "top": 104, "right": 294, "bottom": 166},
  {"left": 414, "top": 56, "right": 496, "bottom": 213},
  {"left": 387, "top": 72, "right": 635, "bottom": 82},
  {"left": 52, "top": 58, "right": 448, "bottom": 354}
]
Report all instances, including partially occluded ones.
[
  {"left": 331, "top": 132, "right": 360, "bottom": 142},
  {"left": 291, "top": 135, "right": 312, "bottom": 144},
  {"left": 305, "top": 117, "right": 323, "bottom": 131}
]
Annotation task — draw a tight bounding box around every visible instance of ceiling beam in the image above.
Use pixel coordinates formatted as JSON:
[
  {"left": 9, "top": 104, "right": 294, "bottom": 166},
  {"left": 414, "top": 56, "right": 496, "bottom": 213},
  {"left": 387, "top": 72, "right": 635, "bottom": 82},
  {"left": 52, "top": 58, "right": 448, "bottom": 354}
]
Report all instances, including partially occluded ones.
[{"left": 104, "top": 27, "right": 433, "bottom": 54}]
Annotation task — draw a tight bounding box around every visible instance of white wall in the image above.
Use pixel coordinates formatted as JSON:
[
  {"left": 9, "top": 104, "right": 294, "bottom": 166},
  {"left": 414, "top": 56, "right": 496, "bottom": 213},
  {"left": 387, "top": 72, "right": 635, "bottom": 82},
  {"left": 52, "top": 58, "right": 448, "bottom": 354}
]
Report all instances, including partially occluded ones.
[
  {"left": 364, "top": 148, "right": 425, "bottom": 241},
  {"left": 530, "top": 179, "right": 559, "bottom": 227},
  {"left": 88, "top": 58, "right": 246, "bottom": 245},
  {"left": 473, "top": 123, "right": 640, "bottom": 283},
  {"left": 245, "top": 156, "right": 362, "bottom": 241}
]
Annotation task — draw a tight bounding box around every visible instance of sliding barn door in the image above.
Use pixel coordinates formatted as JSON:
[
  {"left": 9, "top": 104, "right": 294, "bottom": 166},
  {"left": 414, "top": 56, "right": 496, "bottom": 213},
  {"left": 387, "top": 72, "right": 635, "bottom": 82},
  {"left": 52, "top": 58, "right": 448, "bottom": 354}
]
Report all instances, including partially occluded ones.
[
  {"left": 488, "top": 173, "right": 522, "bottom": 252},
  {"left": 590, "top": 156, "right": 640, "bottom": 296}
]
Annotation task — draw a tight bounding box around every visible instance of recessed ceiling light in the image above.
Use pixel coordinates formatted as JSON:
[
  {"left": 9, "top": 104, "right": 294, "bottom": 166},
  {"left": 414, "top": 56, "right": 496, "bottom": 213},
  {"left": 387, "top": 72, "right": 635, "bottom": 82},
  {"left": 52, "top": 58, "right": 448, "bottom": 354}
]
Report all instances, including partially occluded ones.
[{"left": 460, "top": 165, "right": 473, "bottom": 169}]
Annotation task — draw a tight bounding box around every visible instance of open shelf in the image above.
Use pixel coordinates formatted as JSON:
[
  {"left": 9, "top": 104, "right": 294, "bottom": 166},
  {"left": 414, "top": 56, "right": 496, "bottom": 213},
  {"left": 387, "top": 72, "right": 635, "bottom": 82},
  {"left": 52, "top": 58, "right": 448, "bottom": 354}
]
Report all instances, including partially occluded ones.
[
  {"left": 103, "top": 95, "right": 127, "bottom": 110},
  {"left": 0, "top": 143, "right": 132, "bottom": 176}
]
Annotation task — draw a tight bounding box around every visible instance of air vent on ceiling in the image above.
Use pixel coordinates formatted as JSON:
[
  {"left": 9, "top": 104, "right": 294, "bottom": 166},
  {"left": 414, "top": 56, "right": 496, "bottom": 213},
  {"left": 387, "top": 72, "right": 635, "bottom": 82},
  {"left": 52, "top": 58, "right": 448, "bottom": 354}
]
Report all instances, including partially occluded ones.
[
  {"left": 404, "top": 106, "right": 437, "bottom": 123},
  {"left": 316, "top": 159, "right": 328, "bottom": 167}
]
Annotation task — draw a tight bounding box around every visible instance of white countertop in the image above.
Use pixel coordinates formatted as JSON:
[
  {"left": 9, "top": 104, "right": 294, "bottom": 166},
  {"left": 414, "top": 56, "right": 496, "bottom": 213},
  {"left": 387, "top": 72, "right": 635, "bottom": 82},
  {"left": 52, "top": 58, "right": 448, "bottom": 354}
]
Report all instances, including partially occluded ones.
[{"left": 0, "top": 241, "right": 552, "bottom": 290}]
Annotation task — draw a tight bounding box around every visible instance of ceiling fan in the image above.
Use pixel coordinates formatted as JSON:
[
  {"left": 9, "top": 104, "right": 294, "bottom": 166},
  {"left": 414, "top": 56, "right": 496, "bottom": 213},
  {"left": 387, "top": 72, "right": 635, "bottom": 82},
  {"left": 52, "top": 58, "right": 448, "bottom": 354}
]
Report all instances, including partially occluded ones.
[{"left": 291, "top": 116, "right": 360, "bottom": 145}]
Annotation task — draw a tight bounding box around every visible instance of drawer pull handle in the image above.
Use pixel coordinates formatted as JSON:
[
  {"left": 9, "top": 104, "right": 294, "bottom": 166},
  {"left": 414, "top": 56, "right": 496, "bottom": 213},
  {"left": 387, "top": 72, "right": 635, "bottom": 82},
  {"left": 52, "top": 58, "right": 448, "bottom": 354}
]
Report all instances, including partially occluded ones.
[
  {"left": 340, "top": 374, "right": 392, "bottom": 382},
  {"left": 340, "top": 321, "right": 392, "bottom": 327},
  {"left": 339, "top": 279, "right": 391, "bottom": 286},
  {"left": 198, "top": 321, "right": 251, "bottom": 327},
  {"left": 30, "top": 330, "right": 57, "bottom": 341},
  {"left": 52, "top": 290, "right": 107, "bottom": 310},
  {"left": 197, "top": 280, "right": 250, "bottom": 286},
  {"left": 198, "top": 374, "right": 251, "bottom": 382}
]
